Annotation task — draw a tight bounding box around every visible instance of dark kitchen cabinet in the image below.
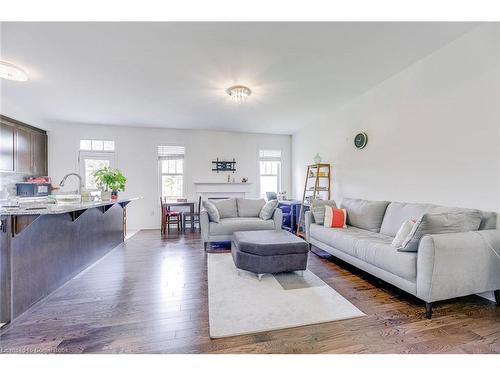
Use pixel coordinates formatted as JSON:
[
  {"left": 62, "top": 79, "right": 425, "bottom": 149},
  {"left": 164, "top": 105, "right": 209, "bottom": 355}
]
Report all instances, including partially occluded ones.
[
  {"left": 31, "top": 131, "right": 48, "bottom": 176},
  {"left": 15, "top": 126, "right": 32, "bottom": 174},
  {"left": 0, "top": 121, "right": 15, "bottom": 172},
  {"left": 0, "top": 115, "right": 48, "bottom": 176}
]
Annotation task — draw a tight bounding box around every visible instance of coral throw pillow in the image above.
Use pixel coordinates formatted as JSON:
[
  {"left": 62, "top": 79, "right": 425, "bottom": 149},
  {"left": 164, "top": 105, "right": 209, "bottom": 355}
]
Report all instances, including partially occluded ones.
[{"left": 323, "top": 206, "right": 347, "bottom": 228}]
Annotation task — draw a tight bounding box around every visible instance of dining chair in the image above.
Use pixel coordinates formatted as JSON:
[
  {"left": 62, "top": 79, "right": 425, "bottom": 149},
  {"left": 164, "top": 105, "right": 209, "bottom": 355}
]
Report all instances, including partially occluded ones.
[
  {"left": 160, "top": 197, "right": 182, "bottom": 234},
  {"left": 182, "top": 196, "right": 202, "bottom": 231}
]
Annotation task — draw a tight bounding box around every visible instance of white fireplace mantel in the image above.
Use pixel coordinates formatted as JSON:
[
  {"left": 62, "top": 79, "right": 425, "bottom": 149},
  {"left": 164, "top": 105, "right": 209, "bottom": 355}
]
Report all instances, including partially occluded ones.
[{"left": 194, "top": 182, "right": 253, "bottom": 199}]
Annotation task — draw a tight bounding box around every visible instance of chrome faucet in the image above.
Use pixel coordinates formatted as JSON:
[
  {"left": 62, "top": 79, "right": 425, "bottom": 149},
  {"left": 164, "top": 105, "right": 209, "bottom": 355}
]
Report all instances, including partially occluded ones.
[{"left": 59, "top": 173, "right": 84, "bottom": 194}]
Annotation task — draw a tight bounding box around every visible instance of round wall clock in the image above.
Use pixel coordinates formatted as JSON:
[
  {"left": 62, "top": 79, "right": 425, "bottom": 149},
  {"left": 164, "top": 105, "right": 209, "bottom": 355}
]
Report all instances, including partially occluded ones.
[{"left": 354, "top": 132, "right": 368, "bottom": 149}]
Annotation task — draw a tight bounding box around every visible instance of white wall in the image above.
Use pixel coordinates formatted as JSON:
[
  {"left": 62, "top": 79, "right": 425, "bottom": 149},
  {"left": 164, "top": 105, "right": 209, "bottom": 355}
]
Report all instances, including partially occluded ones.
[
  {"left": 292, "top": 24, "right": 500, "bottom": 213},
  {"left": 45, "top": 122, "right": 291, "bottom": 230}
]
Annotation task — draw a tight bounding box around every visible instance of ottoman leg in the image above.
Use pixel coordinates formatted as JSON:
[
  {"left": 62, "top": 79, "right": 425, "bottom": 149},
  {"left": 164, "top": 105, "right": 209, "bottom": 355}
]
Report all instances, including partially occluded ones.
[{"left": 257, "top": 274, "right": 264, "bottom": 281}]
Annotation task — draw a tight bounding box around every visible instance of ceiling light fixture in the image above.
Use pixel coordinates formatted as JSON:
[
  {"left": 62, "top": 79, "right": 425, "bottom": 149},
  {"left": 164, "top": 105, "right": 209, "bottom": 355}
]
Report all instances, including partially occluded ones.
[
  {"left": 0, "top": 61, "right": 28, "bottom": 82},
  {"left": 226, "top": 85, "right": 251, "bottom": 104}
]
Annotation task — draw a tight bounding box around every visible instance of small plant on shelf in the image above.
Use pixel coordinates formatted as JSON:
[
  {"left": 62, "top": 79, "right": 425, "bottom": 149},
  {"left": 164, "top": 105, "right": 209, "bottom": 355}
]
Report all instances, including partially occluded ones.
[{"left": 93, "top": 167, "right": 127, "bottom": 200}]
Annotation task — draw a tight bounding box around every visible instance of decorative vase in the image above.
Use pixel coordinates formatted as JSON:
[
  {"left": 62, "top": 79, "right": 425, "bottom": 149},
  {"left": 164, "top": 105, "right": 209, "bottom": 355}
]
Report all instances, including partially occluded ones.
[
  {"left": 101, "top": 190, "right": 112, "bottom": 201},
  {"left": 111, "top": 191, "right": 118, "bottom": 200},
  {"left": 313, "top": 153, "right": 322, "bottom": 164}
]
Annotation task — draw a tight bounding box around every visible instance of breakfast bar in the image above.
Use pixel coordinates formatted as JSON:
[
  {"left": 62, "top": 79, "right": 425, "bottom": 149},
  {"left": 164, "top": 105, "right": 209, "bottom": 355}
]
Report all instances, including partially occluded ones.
[{"left": 0, "top": 197, "right": 138, "bottom": 326}]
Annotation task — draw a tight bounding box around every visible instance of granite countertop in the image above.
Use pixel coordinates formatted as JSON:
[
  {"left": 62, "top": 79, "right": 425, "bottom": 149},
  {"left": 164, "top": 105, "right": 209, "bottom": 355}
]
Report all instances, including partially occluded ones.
[{"left": 0, "top": 197, "right": 140, "bottom": 216}]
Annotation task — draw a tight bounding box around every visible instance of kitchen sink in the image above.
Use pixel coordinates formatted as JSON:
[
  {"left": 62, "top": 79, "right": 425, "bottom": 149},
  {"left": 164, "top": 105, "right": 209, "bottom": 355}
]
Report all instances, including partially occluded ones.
[{"left": 50, "top": 194, "right": 82, "bottom": 205}]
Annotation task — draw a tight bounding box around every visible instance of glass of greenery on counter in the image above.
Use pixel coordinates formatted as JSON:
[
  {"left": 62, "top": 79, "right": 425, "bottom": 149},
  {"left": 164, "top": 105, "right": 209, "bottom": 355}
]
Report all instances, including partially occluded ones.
[{"left": 93, "top": 167, "right": 127, "bottom": 200}]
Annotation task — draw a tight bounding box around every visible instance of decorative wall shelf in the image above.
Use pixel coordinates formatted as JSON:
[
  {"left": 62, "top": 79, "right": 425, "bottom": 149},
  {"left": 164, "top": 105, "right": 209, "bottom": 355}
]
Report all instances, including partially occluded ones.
[{"left": 297, "top": 163, "right": 332, "bottom": 237}]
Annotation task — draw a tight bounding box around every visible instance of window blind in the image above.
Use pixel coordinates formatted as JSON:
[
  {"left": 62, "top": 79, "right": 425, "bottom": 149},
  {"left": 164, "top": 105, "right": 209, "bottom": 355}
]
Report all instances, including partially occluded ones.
[
  {"left": 158, "top": 145, "right": 185, "bottom": 160},
  {"left": 259, "top": 149, "right": 282, "bottom": 160}
]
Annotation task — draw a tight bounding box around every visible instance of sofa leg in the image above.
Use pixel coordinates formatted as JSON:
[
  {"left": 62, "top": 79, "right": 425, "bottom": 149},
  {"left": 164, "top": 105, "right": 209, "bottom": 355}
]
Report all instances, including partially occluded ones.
[
  {"left": 494, "top": 290, "right": 500, "bottom": 306},
  {"left": 425, "top": 302, "right": 433, "bottom": 319}
]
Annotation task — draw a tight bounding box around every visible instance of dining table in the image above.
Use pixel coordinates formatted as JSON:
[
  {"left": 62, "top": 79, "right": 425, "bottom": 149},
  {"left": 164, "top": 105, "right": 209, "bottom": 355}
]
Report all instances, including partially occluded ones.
[{"left": 163, "top": 200, "right": 196, "bottom": 230}]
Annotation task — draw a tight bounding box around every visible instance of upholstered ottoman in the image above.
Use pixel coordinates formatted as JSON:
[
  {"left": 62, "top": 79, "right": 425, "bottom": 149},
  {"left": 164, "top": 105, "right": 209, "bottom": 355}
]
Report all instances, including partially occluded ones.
[{"left": 231, "top": 230, "right": 309, "bottom": 280}]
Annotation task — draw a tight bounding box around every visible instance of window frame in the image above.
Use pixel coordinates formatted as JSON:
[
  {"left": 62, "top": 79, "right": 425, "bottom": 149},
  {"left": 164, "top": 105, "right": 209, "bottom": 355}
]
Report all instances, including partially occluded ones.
[
  {"left": 258, "top": 148, "right": 282, "bottom": 198},
  {"left": 79, "top": 139, "right": 115, "bottom": 152},
  {"left": 78, "top": 150, "right": 116, "bottom": 190},
  {"left": 158, "top": 145, "right": 186, "bottom": 200}
]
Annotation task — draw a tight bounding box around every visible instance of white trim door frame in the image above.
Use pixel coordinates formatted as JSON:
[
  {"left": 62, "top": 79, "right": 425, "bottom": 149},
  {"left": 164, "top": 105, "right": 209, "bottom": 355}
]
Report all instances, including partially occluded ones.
[{"left": 78, "top": 151, "right": 116, "bottom": 190}]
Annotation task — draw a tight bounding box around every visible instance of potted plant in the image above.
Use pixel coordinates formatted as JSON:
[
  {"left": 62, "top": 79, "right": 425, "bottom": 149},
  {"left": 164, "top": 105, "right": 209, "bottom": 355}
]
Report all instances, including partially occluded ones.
[{"left": 93, "top": 167, "right": 127, "bottom": 201}]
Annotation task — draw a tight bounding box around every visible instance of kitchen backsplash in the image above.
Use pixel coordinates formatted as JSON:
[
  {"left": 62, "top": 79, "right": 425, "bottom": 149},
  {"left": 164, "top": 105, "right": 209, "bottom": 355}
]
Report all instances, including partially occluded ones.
[{"left": 0, "top": 173, "right": 28, "bottom": 200}]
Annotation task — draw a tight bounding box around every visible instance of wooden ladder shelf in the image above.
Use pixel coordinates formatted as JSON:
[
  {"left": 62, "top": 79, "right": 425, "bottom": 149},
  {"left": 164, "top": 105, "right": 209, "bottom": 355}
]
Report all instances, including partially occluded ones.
[{"left": 296, "top": 163, "right": 332, "bottom": 238}]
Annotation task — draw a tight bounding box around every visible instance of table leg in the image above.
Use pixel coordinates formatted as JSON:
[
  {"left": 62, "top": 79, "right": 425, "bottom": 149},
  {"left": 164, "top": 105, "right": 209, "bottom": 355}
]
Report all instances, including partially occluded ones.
[{"left": 191, "top": 204, "right": 194, "bottom": 231}]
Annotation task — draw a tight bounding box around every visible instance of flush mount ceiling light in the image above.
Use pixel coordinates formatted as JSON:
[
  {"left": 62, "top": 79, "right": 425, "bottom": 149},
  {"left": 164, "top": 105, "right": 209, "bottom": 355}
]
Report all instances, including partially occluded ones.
[
  {"left": 0, "top": 61, "right": 28, "bottom": 82},
  {"left": 226, "top": 85, "right": 251, "bottom": 104}
]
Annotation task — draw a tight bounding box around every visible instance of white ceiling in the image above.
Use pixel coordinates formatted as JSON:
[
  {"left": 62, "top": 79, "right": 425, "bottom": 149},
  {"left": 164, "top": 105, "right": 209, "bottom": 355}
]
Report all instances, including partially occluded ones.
[{"left": 0, "top": 22, "right": 476, "bottom": 134}]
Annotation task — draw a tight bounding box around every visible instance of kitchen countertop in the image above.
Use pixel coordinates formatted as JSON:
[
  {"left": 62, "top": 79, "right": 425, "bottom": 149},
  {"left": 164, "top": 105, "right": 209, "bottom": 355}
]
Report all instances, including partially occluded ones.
[{"left": 0, "top": 197, "right": 140, "bottom": 216}]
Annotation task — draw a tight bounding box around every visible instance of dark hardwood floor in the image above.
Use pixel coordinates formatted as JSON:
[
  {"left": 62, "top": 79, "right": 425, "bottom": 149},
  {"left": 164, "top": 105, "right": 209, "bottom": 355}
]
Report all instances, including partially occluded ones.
[{"left": 0, "top": 229, "right": 498, "bottom": 354}]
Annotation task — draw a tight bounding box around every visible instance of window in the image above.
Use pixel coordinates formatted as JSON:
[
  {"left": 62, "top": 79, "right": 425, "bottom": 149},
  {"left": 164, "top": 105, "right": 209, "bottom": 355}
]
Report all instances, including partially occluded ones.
[
  {"left": 259, "top": 149, "right": 282, "bottom": 198},
  {"left": 79, "top": 139, "right": 115, "bottom": 189},
  {"left": 80, "top": 139, "right": 115, "bottom": 152},
  {"left": 159, "top": 145, "right": 185, "bottom": 199}
]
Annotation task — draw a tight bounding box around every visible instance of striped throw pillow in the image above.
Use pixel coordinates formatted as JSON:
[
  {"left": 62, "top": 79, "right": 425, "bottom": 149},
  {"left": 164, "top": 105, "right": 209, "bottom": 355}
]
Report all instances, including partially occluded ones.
[{"left": 323, "top": 206, "right": 347, "bottom": 228}]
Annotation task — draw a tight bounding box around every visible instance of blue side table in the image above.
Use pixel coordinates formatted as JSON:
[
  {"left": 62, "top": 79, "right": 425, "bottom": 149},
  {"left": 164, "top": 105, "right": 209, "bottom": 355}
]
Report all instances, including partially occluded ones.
[{"left": 278, "top": 200, "right": 303, "bottom": 233}]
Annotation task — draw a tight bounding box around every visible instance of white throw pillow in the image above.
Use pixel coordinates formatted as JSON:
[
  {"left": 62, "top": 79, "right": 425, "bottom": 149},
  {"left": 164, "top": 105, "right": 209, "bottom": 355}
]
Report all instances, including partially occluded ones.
[
  {"left": 391, "top": 219, "right": 416, "bottom": 248},
  {"left": 259, "top": 199, "right": 278, "bottom": 220}
]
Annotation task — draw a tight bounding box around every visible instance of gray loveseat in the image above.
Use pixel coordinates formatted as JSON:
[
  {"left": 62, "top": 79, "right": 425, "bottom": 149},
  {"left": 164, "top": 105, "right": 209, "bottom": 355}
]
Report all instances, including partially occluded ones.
[
  {"left": 201, "top": 197, "right": 283, "bottom": 251},
  {"left": 305, "top": 198, "right": 500, "bottom": 318}
]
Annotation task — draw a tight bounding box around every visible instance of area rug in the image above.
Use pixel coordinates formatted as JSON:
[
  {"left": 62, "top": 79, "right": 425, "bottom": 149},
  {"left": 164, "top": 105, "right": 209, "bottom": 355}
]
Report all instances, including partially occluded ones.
[{"left": 207, "top": 253, "right": 365, "bottom": 338}]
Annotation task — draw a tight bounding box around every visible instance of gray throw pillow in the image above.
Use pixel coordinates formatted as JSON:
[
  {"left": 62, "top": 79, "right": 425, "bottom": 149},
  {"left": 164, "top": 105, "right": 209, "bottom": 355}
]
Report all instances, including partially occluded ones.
[
  {"left": 259, "top": 199, "right": 278, "bottom": 220},
  {"left": 429, "top": 206, "right": 483, "bottom": 231},
  {"left": 479, "top": 211, "right": 497, "bottom": 230},
  {"left": 310, "top": 199, "right": 337, "bottom": 225},
  {"left": 398, "top": 211, "right": 482, "bottom": 252},
  {"left": 202, "top": 200, "right": 220, "bottom": 223},
  {"left": 214, "top": 198, "right": 238, "bottom": 219},
  {"left": 340, "top": 198, "right": 390, "bottom": 232}
]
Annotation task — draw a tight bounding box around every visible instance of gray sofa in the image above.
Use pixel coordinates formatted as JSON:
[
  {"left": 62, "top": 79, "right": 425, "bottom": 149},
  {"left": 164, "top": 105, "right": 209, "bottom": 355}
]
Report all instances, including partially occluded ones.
[
  {"left": 201, "top": 198, "right": 283, "bottom": 250},
  {"left": 305, "top": 198, "right": 500, "bottom": 318}
]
